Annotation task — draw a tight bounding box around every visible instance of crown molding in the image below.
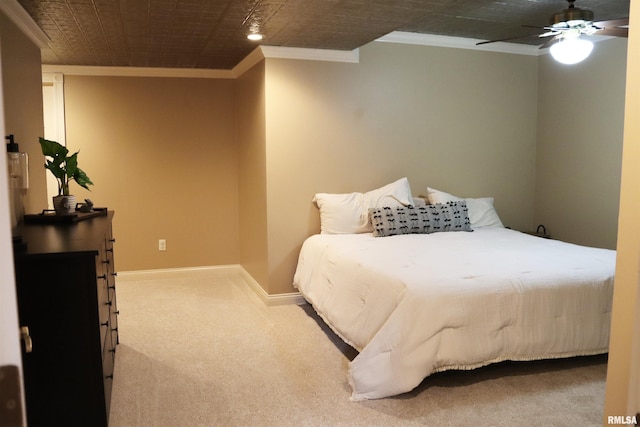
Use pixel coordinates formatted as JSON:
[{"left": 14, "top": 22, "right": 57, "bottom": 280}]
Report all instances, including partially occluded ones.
[
  {"left": 42, "top": 46, "right": 361, "bottom": 79},
  {"left": 41, "top": 64, "right": 234, "bottom": 79},
  {"left": 0, "top": 0, "right": 50, "bottom": 48},
  {"left": 377, "top": 31, "right": 543, "bottom": 56},
  {"left": 259, "top": 45, "right": 359, "bottom": 63},
  {"left": 232, "top": 45, "right": 359, "bottom": 78},
  {"left": 231, "top": 47, "right": 266, "bottom": 78}
]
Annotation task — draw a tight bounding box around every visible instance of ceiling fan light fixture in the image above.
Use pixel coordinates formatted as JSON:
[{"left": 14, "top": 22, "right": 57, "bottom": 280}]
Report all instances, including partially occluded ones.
[
  {"left": 550, "top": 36, "right": 594, "bottom": 65},
  {"left": 551, "top": 2, "right": 594, "bottom": 26}
]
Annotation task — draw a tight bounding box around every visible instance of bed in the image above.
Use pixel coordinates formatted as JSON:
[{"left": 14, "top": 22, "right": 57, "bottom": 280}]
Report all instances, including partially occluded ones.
[{"left": 293, "top": 179, "right": 616, "bottom": 401}]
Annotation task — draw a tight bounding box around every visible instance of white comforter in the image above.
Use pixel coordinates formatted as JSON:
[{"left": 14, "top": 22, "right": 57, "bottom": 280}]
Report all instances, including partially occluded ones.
[{"left": 293, "top": 228, "right": 615, "bottom": 400}]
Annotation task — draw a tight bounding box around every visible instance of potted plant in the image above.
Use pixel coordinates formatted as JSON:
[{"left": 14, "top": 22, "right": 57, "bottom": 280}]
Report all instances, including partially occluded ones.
[{"left": 39, "top": 137, "right": 93, "bottom": 214}]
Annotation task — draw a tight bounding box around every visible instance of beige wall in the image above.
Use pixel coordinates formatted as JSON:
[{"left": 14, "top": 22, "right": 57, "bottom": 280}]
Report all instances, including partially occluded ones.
[
  {"left": 263, "top": 41, "right": 539, "bottom": 294},
  {"left": 236, "top": 60, "right": 269, "bottom": 288},
  {"left": 0, "top": 11, "right": 45, "bottom": 420},
  {"left": 0, "top": 11, "right": 46, "bottom": 214},
  {"left": 63, "top": 76, "right": 239, "bottom": 271},
  {"left": 604, "top": 0, "right": 640, "bottom": 419},
  {"left": 535, "top": 38, "right": 627, "bottom": 250}
]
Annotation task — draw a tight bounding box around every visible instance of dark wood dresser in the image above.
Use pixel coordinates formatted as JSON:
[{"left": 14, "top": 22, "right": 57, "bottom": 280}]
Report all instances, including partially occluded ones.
[{"left": 13, "top": 211, "right": 119, "bottom": 427}]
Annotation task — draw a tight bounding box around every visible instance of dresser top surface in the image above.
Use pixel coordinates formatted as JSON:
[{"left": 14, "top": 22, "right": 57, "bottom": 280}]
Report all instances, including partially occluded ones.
[{"left": 15, "top": 211, "right": 114, "bottom": 257}]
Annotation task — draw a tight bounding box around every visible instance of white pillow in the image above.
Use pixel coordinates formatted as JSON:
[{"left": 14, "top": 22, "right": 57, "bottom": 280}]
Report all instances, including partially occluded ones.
[
  {"left": 411, "top": 197, "right": 428, "bottom": 207},
  {"left": 426, "top": 187, "right": 504, "bottom": 229},
  {"left": 314, "top": 178, "right": 413, "bottom": 234}
]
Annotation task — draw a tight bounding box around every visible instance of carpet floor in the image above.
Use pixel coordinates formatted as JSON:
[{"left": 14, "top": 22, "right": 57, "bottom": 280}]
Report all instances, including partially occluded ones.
[{"left": 108, "top": 268, "right": 607, "bottom": 427}]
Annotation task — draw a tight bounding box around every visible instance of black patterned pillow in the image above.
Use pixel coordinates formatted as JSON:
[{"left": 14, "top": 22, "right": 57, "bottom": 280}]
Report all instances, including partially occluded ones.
[{"left": 369, "top": 202, "right": 473, "bottom": 237}]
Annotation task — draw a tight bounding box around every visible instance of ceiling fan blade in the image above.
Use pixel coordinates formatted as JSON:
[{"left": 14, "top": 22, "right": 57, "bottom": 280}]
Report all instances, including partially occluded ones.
[
  {"left": 539, "top": 30, "right": 560, "bottom": 38},
  {"left": 523, "top": 24, "right": 562, "bottom": 32},
  {"left": 594, "top": 17, "right": 629, "bottom": 29},
  {"left": 593, "top": 17, "right": 629, "bottom": 38},
  {"left": 476, "top": 33, "right": 544, "bottom": 46},
  {"left": 596, "top": 27, "right": 629, "bottom": 37},
  {"left": 539, "top": 35, "right": 561, "bottom": 50}
]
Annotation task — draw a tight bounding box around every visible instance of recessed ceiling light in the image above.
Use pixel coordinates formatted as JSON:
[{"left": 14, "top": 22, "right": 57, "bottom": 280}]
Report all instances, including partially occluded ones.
[{"left": 247, "top": 33, "right": 263, "bottom": 41}]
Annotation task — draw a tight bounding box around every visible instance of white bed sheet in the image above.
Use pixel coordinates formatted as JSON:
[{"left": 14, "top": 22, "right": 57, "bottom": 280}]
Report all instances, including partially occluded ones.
[{"left": 293, "top": 228, "right": 615, "bottom": 400}]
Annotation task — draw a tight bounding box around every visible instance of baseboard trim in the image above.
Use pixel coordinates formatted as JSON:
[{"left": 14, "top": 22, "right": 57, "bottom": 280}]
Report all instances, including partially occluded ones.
[
  {"left": 238, "top": 267, "right": 307, "bottom": 306},
  {"left": 118, "top": 265, "right": 306, "bottom": 306},
  {"left": 117, "top": 265, "right": 238, "bottom": 281}
]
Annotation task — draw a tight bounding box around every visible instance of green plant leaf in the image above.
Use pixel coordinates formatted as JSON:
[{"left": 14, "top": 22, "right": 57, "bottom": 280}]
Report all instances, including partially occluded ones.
[
  {"left": 44, "top": 159, "right": 65, "bottom": 180},
  {"left": 39, "top": 137, "right": 68, "bottom": 158},
  {"left": 65, "top": 152, "right": 79, "bottom": 178},
  {"left": 73, "top": 168, "right": 93, "bottom": 190}
]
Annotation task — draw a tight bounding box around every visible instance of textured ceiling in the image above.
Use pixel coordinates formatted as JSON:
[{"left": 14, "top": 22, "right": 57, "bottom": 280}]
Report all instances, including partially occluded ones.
[{"left": 16, "top": 0, "right": 630, "bottom": 70}]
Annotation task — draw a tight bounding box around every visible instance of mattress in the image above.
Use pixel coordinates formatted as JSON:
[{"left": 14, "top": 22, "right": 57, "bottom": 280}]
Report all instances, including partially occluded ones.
[{"left": 293, "top": 228, "right": 615, "bottom": 400}]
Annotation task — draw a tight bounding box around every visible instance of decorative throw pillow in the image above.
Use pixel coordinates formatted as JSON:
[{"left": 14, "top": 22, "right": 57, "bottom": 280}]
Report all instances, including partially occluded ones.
[{"left": 369, "top": 202, "right": 473, "bottom": 237}]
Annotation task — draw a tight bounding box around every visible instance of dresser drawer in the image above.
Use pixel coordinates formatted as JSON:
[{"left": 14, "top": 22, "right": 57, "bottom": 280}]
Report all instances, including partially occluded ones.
[
  {"left": 97, "top": 276, "right": 110, "bottom": 349},
  {"left": 102, "top": 347, "right": 115, "bottom": 419}
]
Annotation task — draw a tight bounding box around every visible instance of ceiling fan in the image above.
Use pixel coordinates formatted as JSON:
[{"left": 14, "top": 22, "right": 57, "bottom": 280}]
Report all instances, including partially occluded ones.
[{"left": 477, "top": 0, "right": 629, "bottom": 64}]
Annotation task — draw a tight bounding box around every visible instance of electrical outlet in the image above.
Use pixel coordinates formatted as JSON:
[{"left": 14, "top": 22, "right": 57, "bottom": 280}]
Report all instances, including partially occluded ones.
[{"left": 158, "top": 239, "right": 166, "bottom": 251}]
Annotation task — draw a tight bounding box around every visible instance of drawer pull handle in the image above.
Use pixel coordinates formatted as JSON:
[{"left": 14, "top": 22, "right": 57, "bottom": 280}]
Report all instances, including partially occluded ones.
[
  {"left": 97, "top": 274, "right": 107, "bottom": 280},
  {"left": 114, "top": 311, "right": 120, "bottom": 315},
  {"left": 106, "top": 248, "right": 113, "bottom": 253},
  {"left": 109, "top": 238, "right": 116, "bottom": 243},
  {"left": 112, "top": 272, "right": 118, "bottom": 277},
  {"left": 105, "top": 301, "right": 112, "bottom": 306},
  {"left": 105, "top": 374, "right": 113, "bottom": 380},
  {"left": 20, "top": 326, "right": 33, "bottom": 353},
  {"left": 101, "top": 320, "right": 109, "bottom": 327},
  {"left": 102, "top": 260, "right": 110, "bottom": 264}
]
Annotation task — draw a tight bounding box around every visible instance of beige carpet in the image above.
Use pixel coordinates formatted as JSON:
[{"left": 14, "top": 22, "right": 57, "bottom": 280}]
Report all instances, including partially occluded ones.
[{"left": 108, "top": 268, "right": 607, "bottom": 427}]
